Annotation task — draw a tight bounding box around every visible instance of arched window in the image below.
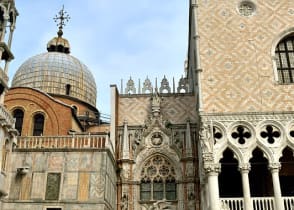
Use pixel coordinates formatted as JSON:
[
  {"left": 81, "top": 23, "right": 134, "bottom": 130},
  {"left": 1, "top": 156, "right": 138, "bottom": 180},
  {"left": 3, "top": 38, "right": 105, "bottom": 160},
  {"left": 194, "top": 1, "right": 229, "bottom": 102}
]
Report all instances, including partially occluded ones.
[
  {"left": 33, "top": 113, "right": 44, "bottom": 136},
  {"left": 140, "top": 155, "right": 177, "bottom": 201},
  {"left": 13, "top": 109, "right": 24, "bottom": 135},
  {"left": 66, "top": 84, "right": 71, "bottom": 95},
  {"left": 275, "top": 34, "right": 294, "bottom": 83}
]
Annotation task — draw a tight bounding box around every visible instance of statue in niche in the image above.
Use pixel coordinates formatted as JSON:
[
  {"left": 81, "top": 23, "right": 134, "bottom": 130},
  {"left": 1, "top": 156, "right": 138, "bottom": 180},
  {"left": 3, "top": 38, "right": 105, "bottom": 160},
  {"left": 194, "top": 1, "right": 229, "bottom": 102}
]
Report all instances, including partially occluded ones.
[
  {"left": 152, "top": 92, "right": 161, "bottom": 116},
  {"left": 121, "top": 193, "right": 128, "bottom": 210},
  {"left": 199, "top": 122, "right": 213, "bottom": 153}
]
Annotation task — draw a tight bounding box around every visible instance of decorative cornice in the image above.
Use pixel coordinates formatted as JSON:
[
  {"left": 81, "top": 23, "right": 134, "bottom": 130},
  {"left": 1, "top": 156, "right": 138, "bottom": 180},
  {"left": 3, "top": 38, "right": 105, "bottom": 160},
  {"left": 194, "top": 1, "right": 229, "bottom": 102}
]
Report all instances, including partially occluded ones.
[{"left": 201, "top": 112, "right": 294, "bottom": 122}]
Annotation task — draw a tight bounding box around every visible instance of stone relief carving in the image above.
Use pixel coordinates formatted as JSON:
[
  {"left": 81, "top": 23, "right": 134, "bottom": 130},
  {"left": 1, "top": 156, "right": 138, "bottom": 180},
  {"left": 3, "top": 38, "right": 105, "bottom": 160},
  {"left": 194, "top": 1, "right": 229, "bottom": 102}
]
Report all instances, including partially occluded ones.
[
  {"left": 141, "top": 200, "right": 175, "bottom": 210},
  {"left": 151, "top": 132, "right": 163, "bottom": 146},
  {"left": 172, "top": 131, "right": 183, "bottom": 150},
  {"left": 131, "top": 129, "right": 143, "bottom": 155}
]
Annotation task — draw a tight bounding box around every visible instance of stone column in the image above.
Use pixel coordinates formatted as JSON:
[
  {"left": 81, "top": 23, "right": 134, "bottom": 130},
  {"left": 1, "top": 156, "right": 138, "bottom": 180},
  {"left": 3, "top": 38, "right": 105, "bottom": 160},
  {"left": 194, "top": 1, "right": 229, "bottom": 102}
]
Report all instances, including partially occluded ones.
[
  {"left": 205, "top": 163, "right": 221, "bottom": 210},
  {"left": 239, "top": 164, "right": 253, "bottom": 210},
  {"left": 269, "top": 163, "right": 284, "bottom": 210}
]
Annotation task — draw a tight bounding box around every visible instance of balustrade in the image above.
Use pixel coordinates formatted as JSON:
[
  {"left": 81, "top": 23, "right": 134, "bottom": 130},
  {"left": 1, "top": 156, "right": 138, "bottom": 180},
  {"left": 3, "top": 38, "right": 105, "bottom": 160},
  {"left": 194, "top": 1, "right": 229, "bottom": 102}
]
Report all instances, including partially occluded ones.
[
  {"left": 220, "top": 197, "right": 294, "bottom": 210},
  {"left": 15, "top": 134, "right": 108, "bottom": 150}
]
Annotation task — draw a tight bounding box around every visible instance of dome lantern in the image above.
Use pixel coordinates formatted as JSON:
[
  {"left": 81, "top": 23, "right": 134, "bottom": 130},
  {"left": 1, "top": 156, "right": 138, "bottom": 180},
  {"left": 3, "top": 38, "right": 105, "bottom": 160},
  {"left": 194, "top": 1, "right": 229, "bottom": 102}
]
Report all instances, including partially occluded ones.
[{"left": 47, "top": 5, "right": 71, "bottom": 54}]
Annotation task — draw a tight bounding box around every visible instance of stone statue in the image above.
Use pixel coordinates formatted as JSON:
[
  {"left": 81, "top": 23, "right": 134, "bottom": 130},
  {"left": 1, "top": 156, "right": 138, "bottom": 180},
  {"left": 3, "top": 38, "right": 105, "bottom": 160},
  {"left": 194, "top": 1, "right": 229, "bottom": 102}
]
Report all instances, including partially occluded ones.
[
  {"left": 152, "top": 92, "right": 161, "bottom": 116},
  {"left": 121, "top": 194, "right": 128, "bottom": 210},
  {"left": 199, "top": 122, "right": 213, "bottom": 153}
]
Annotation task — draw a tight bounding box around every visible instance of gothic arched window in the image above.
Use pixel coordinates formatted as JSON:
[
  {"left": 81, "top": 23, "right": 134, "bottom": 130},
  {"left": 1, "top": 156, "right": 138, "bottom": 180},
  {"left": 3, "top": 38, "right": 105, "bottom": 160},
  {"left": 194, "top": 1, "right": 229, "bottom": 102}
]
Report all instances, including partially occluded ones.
[
  {"left": 275, "top": 35, "right": 294, "bottom": 83},
  {"left": 140, "top": 155, "right": 177, "bottom": 201},
  {"left": 33, "top": 113, "right": 45, "bottom": 136},
  {"left": 13, "top": 109, "right": 24, "bottom": 135}
]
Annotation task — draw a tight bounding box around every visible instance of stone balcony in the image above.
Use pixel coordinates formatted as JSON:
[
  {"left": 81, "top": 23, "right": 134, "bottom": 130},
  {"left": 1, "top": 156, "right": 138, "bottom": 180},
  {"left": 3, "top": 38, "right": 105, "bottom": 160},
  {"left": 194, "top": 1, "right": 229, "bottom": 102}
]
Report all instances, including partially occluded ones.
[{"left": 15, "top": 133, "right": 113, "bottom": 152}]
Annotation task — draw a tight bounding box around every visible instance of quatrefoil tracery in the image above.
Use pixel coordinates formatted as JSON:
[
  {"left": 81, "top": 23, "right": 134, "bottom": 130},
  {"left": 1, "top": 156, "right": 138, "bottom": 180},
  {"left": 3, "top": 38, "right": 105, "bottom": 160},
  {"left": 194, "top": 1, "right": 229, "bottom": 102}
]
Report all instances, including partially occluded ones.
[
  {"left": 260, "top": 125, "right": 280, "bottom": 144},
  {"left": 231, "top": 126, "right": 252, "bottom": 144}
]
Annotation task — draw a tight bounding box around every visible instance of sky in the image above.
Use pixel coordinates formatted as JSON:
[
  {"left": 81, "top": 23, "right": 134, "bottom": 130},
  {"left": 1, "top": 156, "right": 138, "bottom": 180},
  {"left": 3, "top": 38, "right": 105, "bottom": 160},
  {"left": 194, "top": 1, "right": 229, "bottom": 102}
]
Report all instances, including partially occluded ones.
[{"left": 9, "top": 0, "right": 189, "bottom": 116}]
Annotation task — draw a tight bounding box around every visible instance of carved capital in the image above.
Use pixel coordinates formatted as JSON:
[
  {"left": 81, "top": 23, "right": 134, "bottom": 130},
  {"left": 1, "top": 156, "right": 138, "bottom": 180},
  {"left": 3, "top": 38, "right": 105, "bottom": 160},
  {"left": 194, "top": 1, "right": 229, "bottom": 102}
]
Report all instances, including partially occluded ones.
[
  {"left": 239, "top": 163, "right": 251, "bottom": 172},
  {"left": 204, "top": 163, "right": 221, "bottom": 174},
  {"left": 268, "top": 162, "right": 281, "bottom": 172}
]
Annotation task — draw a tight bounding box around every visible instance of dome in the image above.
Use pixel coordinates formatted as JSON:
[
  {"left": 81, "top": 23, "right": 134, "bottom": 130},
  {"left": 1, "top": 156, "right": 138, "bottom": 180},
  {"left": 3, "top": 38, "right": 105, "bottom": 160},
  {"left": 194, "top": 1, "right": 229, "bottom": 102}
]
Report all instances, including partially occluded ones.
[{"left": 11, "top": 52, "right": 97, "bottom": 106}]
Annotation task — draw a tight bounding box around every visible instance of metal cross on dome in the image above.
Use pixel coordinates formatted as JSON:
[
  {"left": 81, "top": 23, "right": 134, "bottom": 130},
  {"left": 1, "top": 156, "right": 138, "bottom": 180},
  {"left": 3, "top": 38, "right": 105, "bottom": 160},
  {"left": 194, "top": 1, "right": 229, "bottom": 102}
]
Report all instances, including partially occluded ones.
[{"left": 53, "top": 5, "right": 70, "bottom": 37}]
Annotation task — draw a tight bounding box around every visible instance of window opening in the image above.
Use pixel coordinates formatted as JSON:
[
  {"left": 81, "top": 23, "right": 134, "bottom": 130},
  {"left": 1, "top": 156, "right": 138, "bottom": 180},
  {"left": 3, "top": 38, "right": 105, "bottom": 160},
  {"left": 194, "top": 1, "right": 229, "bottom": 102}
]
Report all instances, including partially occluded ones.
[
  {"left": 33, "top": 113, "right": 44, "bottom": 136},
  {"left": 13, "top": 109, "right": 24, "bottom": 135},
  {"left": 140, "top": 155, "right": 177, "bottom": 201},
  {"left": 275, "top": 35, "right": 294, "bottom": 83},
  {"left": 65, "top": 84, "right": 71, "bottom": 95}
]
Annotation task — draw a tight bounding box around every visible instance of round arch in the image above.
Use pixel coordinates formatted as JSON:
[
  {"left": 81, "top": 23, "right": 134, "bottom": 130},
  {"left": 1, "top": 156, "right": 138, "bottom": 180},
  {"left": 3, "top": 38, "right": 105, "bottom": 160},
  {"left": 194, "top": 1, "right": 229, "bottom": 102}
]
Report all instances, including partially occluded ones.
[{"left": 271, "top": 28, "right": 294, "bottom": 82}]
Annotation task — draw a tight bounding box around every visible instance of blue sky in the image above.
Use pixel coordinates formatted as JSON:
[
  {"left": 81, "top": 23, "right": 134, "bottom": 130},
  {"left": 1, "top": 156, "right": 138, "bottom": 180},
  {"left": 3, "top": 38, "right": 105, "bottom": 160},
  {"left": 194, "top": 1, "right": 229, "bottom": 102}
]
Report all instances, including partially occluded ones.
[{"left": 10, "top": 0, "right": 189, "bottom": 115}]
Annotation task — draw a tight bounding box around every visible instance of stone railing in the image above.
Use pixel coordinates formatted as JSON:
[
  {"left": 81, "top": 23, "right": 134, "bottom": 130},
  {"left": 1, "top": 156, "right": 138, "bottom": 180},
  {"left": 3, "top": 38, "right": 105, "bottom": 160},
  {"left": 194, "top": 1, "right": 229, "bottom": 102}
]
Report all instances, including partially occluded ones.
[
  {"left": 0, "top": 105, "right": 14, "bottom": 126},
  {"left": 15, "top": 134, "right": 109, "bottom": 150},
  {"left": 220, "top": 198, "right": 244, "bottom": 210},
  {"left": 252, "top": 197, "right": 275, "bottom": 210},
  {"left": 284, "top": 197, "right": 294, "bottom": 210},
  {"left": 220, "top": 197, "right": 294, "bottom": 210}
]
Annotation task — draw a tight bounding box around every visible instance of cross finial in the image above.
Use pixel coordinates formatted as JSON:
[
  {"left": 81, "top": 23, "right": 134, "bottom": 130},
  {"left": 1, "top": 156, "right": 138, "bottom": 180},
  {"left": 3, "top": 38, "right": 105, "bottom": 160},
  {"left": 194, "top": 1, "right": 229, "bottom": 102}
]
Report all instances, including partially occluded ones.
[{"left": 53, "top": 5, "right": 70, "bottom": 37}]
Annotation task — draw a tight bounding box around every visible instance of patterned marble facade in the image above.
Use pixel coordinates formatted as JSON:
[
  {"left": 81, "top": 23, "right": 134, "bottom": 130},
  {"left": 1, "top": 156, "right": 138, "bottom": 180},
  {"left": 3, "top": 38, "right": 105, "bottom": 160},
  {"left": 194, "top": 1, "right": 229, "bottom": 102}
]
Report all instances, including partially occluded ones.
[
  {"left": 187, "top": 0, "right": 294, "bottom": 210},
  {"left": 113, "top": 87, "right": 200, "bottom": 210}
]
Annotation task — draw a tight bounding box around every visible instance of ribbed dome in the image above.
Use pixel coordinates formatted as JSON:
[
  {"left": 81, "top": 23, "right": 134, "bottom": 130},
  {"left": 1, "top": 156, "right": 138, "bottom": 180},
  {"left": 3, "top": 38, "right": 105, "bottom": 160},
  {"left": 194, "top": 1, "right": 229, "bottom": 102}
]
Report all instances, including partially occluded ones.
[{"left": 11, "top": 52, "right": 97, "bottom": 106}]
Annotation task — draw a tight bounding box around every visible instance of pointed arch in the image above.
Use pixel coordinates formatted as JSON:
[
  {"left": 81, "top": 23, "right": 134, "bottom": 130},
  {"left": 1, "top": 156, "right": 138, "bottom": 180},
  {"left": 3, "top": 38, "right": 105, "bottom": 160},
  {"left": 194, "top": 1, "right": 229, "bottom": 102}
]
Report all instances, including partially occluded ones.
[
  {"left": 218, "top": 148, "right": 242, "bottom": 197},
  {"left": 271, "top": 28, "right": 294, "bottom": 83},
  {"left": 249, "top": 148, "right": 273, "bottom": 196},
  {"left": 139, "top": 154, "right": 177, "bottom": 201},
  {"left": 279, "top": 147, "right": 294, "bottom": 196}
]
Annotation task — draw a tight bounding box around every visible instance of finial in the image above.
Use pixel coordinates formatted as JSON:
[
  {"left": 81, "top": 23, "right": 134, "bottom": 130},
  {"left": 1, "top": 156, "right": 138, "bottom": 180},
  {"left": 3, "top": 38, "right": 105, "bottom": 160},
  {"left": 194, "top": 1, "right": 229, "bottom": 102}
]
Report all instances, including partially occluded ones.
[{"left": 53, "top": 5, "right": 70, "bottom": 37}]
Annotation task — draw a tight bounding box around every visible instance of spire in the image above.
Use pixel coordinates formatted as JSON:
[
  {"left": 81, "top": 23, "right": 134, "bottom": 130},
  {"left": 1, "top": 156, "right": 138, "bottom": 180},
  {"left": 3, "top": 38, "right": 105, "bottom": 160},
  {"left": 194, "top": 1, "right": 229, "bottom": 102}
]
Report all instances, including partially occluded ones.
[
  {"left": 53, "top": 5, "right": 70, "bottom": 37},
  {"left": 47, "top": 5, "right": 71, "bottom": 54}
]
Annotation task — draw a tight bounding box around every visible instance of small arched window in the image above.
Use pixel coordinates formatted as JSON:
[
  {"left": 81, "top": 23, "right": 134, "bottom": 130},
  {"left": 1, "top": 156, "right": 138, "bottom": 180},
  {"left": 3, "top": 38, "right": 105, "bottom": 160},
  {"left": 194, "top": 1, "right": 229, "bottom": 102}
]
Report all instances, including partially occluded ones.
[
  {"left": 275, "top": 35, "right": 294, "bottom": 83},
  {"left": 66, "top": 84, "right": 71, "bottom": 95},
  {"left": 33, "top": 113, "right": 44, "bottom": 136},
  {"left": 13, "top": 109, "right": 24, "bottom": 135},
  {"left": 140, "top": 155, "right": 177, "bottom": 201}
]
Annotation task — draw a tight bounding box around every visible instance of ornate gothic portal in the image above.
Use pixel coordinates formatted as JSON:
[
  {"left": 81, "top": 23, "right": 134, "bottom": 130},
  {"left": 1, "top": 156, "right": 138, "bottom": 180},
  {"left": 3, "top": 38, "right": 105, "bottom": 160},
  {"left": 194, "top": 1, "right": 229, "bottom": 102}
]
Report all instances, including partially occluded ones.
[{"left": 116, "top": 91, "right": 199, "bottom": 210}]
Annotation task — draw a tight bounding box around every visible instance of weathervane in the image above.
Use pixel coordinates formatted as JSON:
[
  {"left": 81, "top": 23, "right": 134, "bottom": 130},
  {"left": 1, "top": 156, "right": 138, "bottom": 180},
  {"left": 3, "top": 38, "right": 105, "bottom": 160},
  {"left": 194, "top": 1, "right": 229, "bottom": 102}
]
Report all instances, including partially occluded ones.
[{"left": 53, "top": 5, "right": 70, "bottom": 37}]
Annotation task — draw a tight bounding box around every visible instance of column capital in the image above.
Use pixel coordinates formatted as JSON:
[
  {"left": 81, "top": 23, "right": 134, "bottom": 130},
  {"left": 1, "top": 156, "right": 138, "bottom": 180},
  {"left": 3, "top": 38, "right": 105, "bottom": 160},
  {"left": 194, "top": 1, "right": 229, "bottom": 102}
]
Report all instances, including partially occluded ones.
[
  {"left": 204, "top": 163, "right": 221, "bottom": 175},
  {"left": 269, "top": 162, "right": 281, "bottom": 172},
  {"left": 239, "top": 163, "right": 251, "bottom": 172}
]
